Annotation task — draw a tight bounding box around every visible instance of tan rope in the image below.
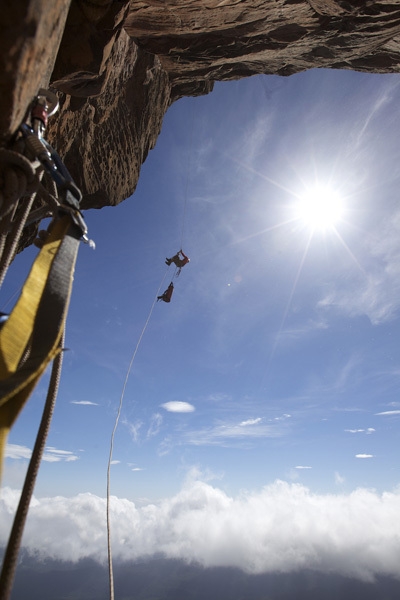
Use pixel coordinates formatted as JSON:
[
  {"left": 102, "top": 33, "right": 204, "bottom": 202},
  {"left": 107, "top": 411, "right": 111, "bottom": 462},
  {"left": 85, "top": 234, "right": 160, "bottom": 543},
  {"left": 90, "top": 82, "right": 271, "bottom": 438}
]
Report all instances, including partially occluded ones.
[
  {"left": 0, "top": 149, "right": 38, "bottom": 219},
  {"left": 106, "top": 269, "right": 169, "bottom": 600},
  {"left": 0, "top": 194, "right": 37, "bottom": 288},
  {"left": 0, "top": 331, "right": 65, "bottom": 600},
  {"left": 179, "top": 105, "right": 195, "bottom": 250}
]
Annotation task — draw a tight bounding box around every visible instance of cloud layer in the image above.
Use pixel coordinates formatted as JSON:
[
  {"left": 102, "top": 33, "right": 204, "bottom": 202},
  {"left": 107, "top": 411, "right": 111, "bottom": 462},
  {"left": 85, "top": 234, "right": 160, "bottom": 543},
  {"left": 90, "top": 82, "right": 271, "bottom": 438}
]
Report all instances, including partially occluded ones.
[
  {"left": 2, "top": 478, "right": 400, "bottom": 582},
  {"left": 5, "top": 444, "right": 79, "bottom": 463}
]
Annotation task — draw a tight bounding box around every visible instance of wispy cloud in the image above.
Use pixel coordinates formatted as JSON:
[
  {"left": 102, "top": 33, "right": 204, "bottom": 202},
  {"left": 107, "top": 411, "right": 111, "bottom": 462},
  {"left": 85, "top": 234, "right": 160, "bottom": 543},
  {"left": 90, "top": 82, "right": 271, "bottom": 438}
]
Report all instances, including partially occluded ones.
[
  {"left": 124, "top": 419, "right": 143, "bottom": 443},
  {"left": 295, "top": 466, "right": 312, "bottom": 470},
  {"left": 375, "top": 410, "right": 400, "bottom": 416},
  {"left": 5, "top": 444, "right": 31, "bottom": 460},
  {"left": 147, "top": 413, "right": 163, "bottom": 438},
  {"left": 274, "top": 413, "right": 291, "bottom": 421},
  {"left": 278, "top": 319, "right": 328, "bottom": 345},
  {"left": 355, "top": 82, "right": 399, "bottom": 148},
  {"left": 240, "top": 418, "right": 262, "bottom": 426},
  {"left": 70, "top": 401, "right": 99, "bottom": 406},
  {"left": 43, "top": 447, "right": 79, "bottom": 463},
  {"left": 318, "top": 210, "right": 400, "bottom": 324},
  {"left": 345, "top": 428, "right": 375, "bottom": 434},
  {"left": 207, "top": 393, "right": 231, "bottom": 403},
  {"left": 5, "top": 444, "right": 79, "bottom": 463},
  {"left": 335, "top": 472, "right": 345, "bottom": 485},
  {"left": 161, "top": 401, "right": 195, "bottom": 413},
  {"left": 184, "top": 418, "right": 283, "bottom": 447},
  {"left": 2, "top": 478, "right": 400, "bottom": 582}
]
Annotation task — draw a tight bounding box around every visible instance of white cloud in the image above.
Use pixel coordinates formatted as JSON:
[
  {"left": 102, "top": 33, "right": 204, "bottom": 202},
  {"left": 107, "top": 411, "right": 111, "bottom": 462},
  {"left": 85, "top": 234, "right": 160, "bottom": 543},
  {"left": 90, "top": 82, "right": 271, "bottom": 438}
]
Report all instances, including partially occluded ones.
[
  {"left": 131, "top": 468, "right": 144, "bottom": 472},
  {"left": 2, "top": 479, "right": 400, "bottom": 582},
  {"left": 345, "top": 428, "right": 375, "bottom": 434},
  {"left": 42, "top": 447, "right": 79, "bottom": 463},
  {"left": 239, "top": 418, "right": 262, "bottom": 426},
  {"left": 5, "top": 444, "right": 78, "bottom": 463},
  {"left": 5, "top": 444, "right": 32, "bottom": 460},
  {"left": 295, "top": 466, "right": 312, "bottom": 470},
  {"left": 355, "top": 454, "right": 374, "bottom": 459},
  {"left": 274, "top": 413, "right": 291, "bottom": 421},
  {"left": 161, "top": 402, "right": 195, "bottom": 413},
  {"left": 375, "top": 410, "right": 400, "bottom": 416},
  {"left": 111, "top": 460, "right": 120, "bottom": 465},
  {"left": 70, "top": 401, "right": 99, "bottom": 406}
]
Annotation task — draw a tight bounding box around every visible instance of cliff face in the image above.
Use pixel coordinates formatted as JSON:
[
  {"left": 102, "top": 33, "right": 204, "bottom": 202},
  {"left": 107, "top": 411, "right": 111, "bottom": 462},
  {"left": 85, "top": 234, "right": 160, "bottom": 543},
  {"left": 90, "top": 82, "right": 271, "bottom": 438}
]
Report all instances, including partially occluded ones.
[{"left": 2, "top": 0, "right": 400, "bottom": 210}]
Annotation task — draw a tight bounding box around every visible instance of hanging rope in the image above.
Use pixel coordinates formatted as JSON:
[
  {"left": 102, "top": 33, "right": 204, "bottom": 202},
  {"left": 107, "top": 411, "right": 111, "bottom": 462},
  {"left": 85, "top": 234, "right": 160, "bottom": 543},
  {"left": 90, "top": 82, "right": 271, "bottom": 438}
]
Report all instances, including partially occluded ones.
[
  {"left": 106, "top": 269, "right": 169, "bottom": 600},
  {"left": 179, "top": 104, "right": 195, "bottom": 250},
  {"left": 0, "top": 331, "right": 65, "bottom": 600}
]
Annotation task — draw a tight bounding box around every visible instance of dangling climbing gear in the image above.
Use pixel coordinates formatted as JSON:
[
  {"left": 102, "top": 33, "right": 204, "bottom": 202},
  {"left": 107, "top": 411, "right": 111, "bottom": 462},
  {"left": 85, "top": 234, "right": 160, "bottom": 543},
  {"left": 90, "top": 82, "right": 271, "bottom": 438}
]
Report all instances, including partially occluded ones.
[
  {"left": 157, "top": 281, "right": 174, "bottom": 303},
  {"left": 0, "top": 88, "right": 93, "bottom": 475},
  {"left": 0, "top": 88, "right": 93, "bottom": 600}
]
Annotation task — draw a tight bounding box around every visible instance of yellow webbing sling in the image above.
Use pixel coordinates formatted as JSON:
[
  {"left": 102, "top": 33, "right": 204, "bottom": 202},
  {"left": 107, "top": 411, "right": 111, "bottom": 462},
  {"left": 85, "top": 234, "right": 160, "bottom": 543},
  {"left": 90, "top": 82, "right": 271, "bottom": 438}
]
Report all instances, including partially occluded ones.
[{"left": 0, "top": 214, "right": 81, "bottom": 479}]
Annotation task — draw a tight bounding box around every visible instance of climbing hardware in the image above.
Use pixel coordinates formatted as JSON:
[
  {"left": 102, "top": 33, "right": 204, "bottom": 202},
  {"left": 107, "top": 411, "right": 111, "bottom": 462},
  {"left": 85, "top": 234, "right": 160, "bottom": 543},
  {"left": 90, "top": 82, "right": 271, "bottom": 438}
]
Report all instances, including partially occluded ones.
[{"left": 0, "top": 88, "right": 93, "bottom": 600}]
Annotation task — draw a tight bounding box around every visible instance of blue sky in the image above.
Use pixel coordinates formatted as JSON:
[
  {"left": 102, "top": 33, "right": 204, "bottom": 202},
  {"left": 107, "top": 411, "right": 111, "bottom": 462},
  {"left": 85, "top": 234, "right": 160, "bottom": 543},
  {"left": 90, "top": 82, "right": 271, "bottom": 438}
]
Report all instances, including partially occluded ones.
[{"left": 2, "top": 68, "right": 400, "bottom": 579}]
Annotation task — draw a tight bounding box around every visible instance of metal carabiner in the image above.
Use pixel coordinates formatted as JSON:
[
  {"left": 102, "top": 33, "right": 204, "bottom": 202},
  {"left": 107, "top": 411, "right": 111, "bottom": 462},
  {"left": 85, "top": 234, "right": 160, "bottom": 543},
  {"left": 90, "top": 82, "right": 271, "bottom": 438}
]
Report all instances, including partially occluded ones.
[
  {"left": 58, "top": 204, "right": 96, "bottom": 249},
  {"left": 36, "top": 88, "right": 59, "bottom": 117},
  {"left": 31, "top": 89, "right": 59, "bottom": 139}
]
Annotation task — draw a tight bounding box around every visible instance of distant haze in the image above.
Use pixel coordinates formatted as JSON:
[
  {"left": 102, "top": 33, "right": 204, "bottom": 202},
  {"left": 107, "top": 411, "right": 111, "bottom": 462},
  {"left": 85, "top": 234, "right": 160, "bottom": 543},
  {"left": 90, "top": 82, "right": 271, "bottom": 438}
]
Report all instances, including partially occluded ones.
[{"left": 7, "top": 556, "right": 400, "bottom": 600}]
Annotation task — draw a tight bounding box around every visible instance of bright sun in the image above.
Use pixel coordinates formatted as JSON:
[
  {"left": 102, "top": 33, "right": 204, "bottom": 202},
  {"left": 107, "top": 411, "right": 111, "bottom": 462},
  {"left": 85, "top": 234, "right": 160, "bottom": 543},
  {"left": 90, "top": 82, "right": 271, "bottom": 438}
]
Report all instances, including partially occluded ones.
[{"left": 296, "top": 185, "right": 344, "bottom": 230}]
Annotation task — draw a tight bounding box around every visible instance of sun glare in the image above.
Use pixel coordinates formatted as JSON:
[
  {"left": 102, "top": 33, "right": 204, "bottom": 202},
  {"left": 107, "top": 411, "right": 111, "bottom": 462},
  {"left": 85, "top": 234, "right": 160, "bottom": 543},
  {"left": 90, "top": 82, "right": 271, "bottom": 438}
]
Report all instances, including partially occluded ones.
[{"left": 296, "top": 186, "right": 344, "bottom": 231}]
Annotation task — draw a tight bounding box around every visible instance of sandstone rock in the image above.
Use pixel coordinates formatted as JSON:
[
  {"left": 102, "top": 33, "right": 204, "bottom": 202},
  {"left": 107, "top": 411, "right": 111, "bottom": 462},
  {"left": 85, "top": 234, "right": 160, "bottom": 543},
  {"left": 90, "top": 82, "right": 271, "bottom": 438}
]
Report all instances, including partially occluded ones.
[
  {"left": 2, "top": 0, "right": 400, "bottom": 212},
  {"left": 47, "top": 3, "right": 171, "bottom": 209},
  {"left": 126, "top": 0, "right": 400, "bottom": 98},
  {"left": 0, "top": 0, "right": 71, "bottom": 142}
]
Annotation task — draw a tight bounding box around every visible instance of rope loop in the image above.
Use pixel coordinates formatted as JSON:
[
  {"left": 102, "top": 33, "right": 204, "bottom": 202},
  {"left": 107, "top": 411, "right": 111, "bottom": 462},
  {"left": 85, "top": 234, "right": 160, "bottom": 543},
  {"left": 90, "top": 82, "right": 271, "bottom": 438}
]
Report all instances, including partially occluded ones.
[{"left": 0, "top": 149, "right": 39, "bottom": 217}]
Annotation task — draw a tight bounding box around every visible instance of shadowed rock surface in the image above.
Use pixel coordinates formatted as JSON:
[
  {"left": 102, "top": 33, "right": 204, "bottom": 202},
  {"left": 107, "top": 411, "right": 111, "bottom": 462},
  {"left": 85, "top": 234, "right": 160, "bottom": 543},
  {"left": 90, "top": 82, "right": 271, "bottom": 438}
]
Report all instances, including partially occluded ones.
[{"left": 2, "top": 0, "right": 400, "bottom": 209}]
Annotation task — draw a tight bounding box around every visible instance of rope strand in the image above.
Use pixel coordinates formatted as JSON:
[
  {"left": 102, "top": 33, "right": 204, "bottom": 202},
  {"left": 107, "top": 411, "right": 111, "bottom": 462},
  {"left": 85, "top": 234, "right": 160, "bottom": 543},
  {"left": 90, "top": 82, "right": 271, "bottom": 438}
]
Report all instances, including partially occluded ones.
[
  {"left": 0, "top": 331, "right": 65, "bottom": 600},
  {"left": 179, "top": 105, "right": 195, "bottom": 250},
  {"left": 106, "top": 269, "right": 169, "bottom": 600}
]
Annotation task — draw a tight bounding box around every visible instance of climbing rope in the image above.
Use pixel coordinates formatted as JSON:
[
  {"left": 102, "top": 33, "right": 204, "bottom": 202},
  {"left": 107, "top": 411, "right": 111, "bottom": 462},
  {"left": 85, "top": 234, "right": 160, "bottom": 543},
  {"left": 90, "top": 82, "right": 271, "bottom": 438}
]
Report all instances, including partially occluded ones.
[
  {"left": 106, "top": 269, "right": 169, "bottom": 600},
  {"left": 179, "top": 105, "right": 195, "bottom": 250},
  {"left": 0, "top": 88, "right": 93, "bottom": 600},
  {"left": 0, "top": 331, "right": 65, "bottom": 600},
  {"left": 0, "top": 192, "right": 36, "bottom": 289}
]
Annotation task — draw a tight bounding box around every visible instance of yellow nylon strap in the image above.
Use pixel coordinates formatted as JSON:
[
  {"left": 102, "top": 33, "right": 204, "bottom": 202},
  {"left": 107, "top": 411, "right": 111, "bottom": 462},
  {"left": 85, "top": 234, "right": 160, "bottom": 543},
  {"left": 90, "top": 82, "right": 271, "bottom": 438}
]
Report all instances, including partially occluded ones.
[
  {"left": 0, "top": 217, "right": 69, "bottom": 378},
  {"left": 0, "top": 379, "right": 37, "bottom": 481},
  {"left": 0, "top": 216, "right": 75, "bottom": 480}
]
